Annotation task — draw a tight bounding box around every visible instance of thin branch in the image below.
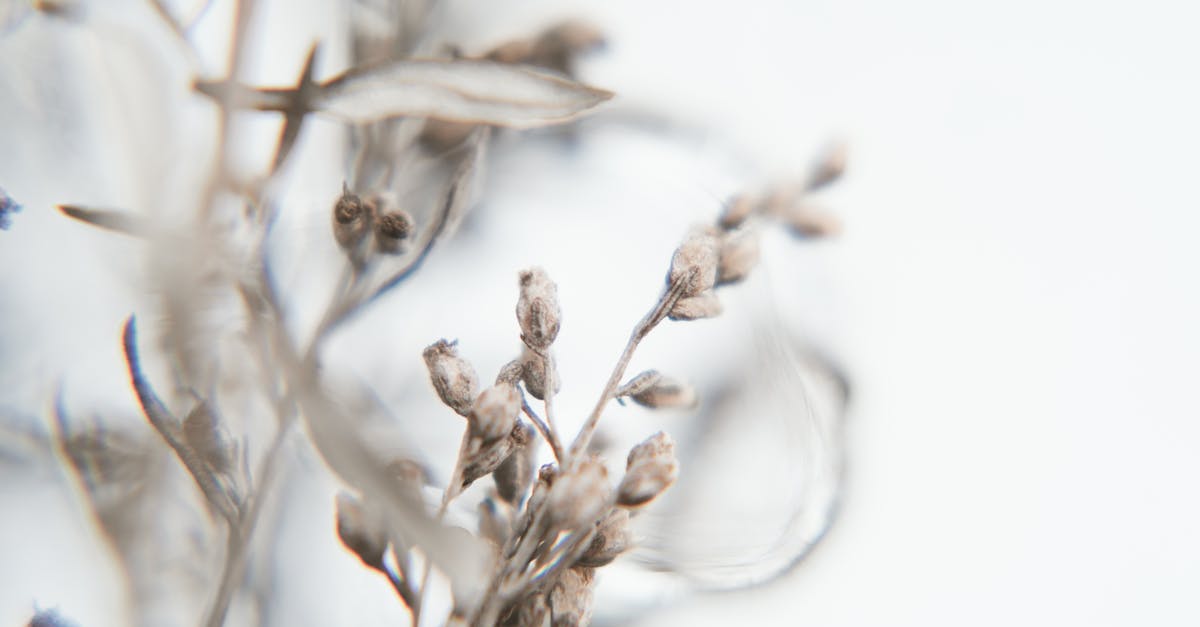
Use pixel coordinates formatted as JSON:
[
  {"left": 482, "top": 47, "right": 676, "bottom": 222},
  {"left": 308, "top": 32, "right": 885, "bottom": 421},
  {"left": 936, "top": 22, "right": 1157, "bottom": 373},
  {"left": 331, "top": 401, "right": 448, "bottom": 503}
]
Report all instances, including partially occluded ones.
[
  {"left": 521, "top": 398, "right": 563, "bottom": 463},
  {"left": 122, "top": 316, "right": 239, "bottom": 524}
]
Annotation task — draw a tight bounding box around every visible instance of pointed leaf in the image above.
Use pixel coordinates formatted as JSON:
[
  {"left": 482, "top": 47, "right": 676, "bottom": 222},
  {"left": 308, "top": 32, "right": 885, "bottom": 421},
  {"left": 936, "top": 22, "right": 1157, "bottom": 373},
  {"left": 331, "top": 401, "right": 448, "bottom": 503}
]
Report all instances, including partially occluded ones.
[{"left": 316, "top": 59, "right": 613, "bottom": 128}]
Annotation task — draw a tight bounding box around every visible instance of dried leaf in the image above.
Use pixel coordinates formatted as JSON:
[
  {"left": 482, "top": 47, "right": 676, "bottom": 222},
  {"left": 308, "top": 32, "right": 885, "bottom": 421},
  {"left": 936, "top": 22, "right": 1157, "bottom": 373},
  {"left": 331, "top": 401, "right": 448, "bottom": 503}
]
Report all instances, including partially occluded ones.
[{"left": 316, "top": 59, "right": 613, "bottom": 128}]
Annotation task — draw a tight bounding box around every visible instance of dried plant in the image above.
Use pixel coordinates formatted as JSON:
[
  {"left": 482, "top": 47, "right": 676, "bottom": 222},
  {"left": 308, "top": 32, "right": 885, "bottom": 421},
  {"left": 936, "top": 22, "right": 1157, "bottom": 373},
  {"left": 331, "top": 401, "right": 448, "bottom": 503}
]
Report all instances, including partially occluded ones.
[{"left": 4, "top": 2, "right": 848, "bottom": 626}]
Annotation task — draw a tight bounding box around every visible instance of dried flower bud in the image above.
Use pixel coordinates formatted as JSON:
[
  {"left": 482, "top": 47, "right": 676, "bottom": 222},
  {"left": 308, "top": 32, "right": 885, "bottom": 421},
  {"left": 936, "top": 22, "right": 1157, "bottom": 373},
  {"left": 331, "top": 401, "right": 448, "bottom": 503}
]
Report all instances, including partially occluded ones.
[
  {"left": 618, "top": 432, "right": 678, "bottom": 508},
  {"left": 718, "top": 194, "right": 759, "bottom": 230},
  {"left": 526, "top": 463, "right": 558, "bottom": 516},
  {"left": 668, "top": 291, "right": 723, "bottom": 321},
  {"left": 461, "top": 424, "right": 528, "bottom": 488},
  {"left": 547, "top": 458, "right": 610, "bottom": 528},
  {"left": 332, "top": 182, "right": 372, "bottom": 250},
  {"left": 549, "top": 567, "right": 596, "bottom": 627},
  {"left": 717, "top": 229, "right": 761, "bottom": 285},
  {"left": 784, "top": 205, "right": 842, "bottom": 238},
  {"left": 577, "top": 508, "right": 632, "bottom": 567},
  {"left": 622, "top": 372, "right": 697, "bottom": 409},
  {"left": 182, "top": 402, "right": 233, "bottom": 474},
  {"left": 375, "top": 210, "right": 414, "bottom": 255},
  {"left": 423, "top": 339, "right": 480, "bottom": 417},
  {"left": 494, "top": 423, "right": 536, "bottom": 504},
  {"left": 806, "top": 142, "right": 848, "bottom": 192},
  {"left": 668, "top": 229, "right": 719, "bottom": 297},
  {"left": 335, "top": 491, "right": 388, "bottom": 567},
  {"left": 495, "top": 359, "right": 524, "bottom": 386},
  {"left": 517, "top": 267, "right": 561, "bottom": 350},
  {"left": 470, "top": 383, "right": 521, "bottom": 442},
  {"left": 520, "top": 346, "right": 560, "bottom": 401}
]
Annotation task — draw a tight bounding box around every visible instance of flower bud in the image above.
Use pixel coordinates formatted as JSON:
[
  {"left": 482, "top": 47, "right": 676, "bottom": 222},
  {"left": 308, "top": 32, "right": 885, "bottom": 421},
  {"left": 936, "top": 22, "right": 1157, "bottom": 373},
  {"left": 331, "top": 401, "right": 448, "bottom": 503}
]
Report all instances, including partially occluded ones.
[
  {"left": 549, "top": 567, "right": 595, "bottom": 626},
  {"left": 461, "top": 422, "right": 528, "bottom": 488},
  {"left": 470, "top": 383, "right": 521, "bottom": 443},
  {"left": 577, "top": 508, "right": 632, "bottom": 567},
  {"left": 182, "top": 401, "right": 234, "bottom": 474},
  {"left": 423, "top": 339, "right": 480, "bottom": 417},
  {"left": 717, "top": 229, "right": 760, "bottom": 285},
  {"left": 806, "top": 142, "right": 847, "bottom": 192},
  {"left": 618, "top": 432, "right": 678, "bottom": 508},
  {"left": 619, "top": 371, "right": 697, "bottom": 409},
  {"left": 718, "top": 194, "right": 759, "bottom": 231},
  {"left": 520, "top": 346, "right": 560, "bottom": 401},
  {"left": 668, "top": 291, "right": 722, "bottom": 321},
  {"left": 547, "top": 457, "right": 610, "bottom": 529},
  {"left": 784, "top": 205, "right": 842, "bottom": 238},
  {"left": 668, "top": 228, "right": 719, "bottom": 297},
  {"left": 494, "top": 422, "right": 536, "bottom": 504},
  {"left": 516, "top": 267, "right": 561, "bottom": 350},
  {"left": 374, "top": 210, "right": 414, "bottom": 254},
  {"left": 332, "top": 182, "right": 372, "bottom": 250},
  {"left": 335, "top": 491, "right": 388, "bottom": 567}
]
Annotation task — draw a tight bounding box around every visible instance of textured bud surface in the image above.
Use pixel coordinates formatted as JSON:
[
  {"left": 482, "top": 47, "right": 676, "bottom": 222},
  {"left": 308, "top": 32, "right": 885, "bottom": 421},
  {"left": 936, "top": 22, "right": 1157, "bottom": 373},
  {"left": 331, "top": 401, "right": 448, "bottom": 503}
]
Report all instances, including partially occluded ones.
[
  {"left": 668, "top": 291, "right": 723, "bottom": 321},
  {"left": 668, "top": 229, "right": 719, "bottom": 297},
  {"left": 618, "top": 432, "right": 678, "bottom": 508},
  {"left": 517, "top": 267, "right": 562, "bottom": 350},
  {"left": 470, "top": 384, "right": 521, "bottom": 442},
  {"left": 547, "top": 458, "right": 610, "bottom": 528},
  {"left": 423, "top": 340, "right": 480, "bottom": 417},
  {"left": 717, "top": 229, "right": 761, "bottom": 285}
]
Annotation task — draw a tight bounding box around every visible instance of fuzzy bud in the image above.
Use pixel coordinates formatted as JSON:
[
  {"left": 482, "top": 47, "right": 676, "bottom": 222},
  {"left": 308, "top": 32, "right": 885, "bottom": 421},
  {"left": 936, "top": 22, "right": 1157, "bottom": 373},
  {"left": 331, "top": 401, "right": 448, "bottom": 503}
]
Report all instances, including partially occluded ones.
[
  {"left": 516, "top": 267, "right": 561, "bottom": 350},
  {"left": 470, "top": 383, "right": 521, "bottom": 442},
  {"left": 806, "top": 142, "right": 847, "bottom": 192},
  {"left": 423, "top": 340, "right": 480, "bottom": 417},
  {"left": 718, "top": 194, "right": 759, "bottom": 230},
  {"left": 461, "top": 422, "right": 529, "bottom": 488},
  {"left": 717, "top": 229, "right": 761, "bottom": 285},
  {"left": 182, "top": 402, "right": 234, "bottom": 474},
  {"left": 549, "top": 567, "right": 595, "bottom": 626},
  {"left": 547, "top": 458, "right": 610, "bottom": 529},
  {"left": 374, "top": 210, "right": 414, "bottom": 254},
  {"left": 784, "top": 205, "right": 842, "bottom": 238},
  {"left": 668, "top": 291, "right": 723, "bottom": 321},
  {"left": 335, "top": 491, "right": 388, "bottom": 567},
  {"left": 577, "top": 508, "right": 632, "bottom": 567},
  {"left": 494, "top": 423, "right": 536, "bottom": 504},
  {"left": 520, "top": 346, "right": 560, "bottom": 401},
  {"left": 668, "top": 229, "right": 720, "bottom": 297},
  {"left": 620, "top": 372, "right": 698, "bottom": 409},
  {"left": 332, "top": 183, "right": 372, "bottom": 250},
  {"left": 618, "top": 432, "right": 678, "bottom": 508}
]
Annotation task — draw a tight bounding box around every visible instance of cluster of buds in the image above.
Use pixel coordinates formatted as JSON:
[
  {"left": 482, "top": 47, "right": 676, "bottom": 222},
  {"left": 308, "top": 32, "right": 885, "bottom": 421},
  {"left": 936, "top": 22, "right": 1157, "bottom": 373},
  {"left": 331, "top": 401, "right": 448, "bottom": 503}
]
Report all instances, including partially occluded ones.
[
  {"left": 617, "top": 431, "right": 679, "bottom": 508},
  {"left": 331, "top": 183, "right": 416, "bottom": 266}
]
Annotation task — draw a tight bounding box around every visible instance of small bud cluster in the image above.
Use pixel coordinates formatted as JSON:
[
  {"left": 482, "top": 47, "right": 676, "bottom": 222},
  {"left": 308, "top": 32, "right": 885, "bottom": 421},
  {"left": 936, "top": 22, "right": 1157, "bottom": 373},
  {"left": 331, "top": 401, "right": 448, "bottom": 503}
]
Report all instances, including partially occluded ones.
[{"left": 331, "top": 183, "right": 416, "bottom": 264}]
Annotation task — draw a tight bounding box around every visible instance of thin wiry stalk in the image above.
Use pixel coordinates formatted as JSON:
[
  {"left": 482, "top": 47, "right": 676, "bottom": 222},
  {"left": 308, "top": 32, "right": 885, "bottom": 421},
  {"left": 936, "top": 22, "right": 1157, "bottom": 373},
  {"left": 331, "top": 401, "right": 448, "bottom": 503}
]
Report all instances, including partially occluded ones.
[{"left": 521, "top": 397, "right": 563, "bottom": 463}]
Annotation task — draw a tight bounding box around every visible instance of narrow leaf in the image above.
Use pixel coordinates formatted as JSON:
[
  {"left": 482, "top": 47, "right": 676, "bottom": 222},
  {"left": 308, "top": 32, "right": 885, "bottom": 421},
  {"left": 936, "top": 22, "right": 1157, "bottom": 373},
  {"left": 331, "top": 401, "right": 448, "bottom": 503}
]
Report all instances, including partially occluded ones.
[{"left": 316, "top": 59, "right": 613, "bottom": 128}]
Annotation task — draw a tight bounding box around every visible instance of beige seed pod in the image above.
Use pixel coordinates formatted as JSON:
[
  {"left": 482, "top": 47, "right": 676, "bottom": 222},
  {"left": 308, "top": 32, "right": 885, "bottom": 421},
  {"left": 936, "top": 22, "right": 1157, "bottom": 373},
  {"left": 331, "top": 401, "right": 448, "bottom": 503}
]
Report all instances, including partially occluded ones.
[
  {"left": 549, "top": 567, "right": 596, "bottom": 627},
  {"left": 182, "top": 402, "right": 233, "bottom": 474},
  {"left": 520, "top": 346, "right": 560, "bottom": 401},
  {"left": 622, "top": 372, "right": 698, "bottom": 410},
  {"left": 423, "top": 339, "right": 480, "bottom": 417},
  {"left": 332, "top": 182, "right": 372, "bottom": 251},
  {"left": 335, "top": 491, "right": 388, "bottom": 567},
  {"left": 547, "top": 457, "right": 610, "bottom": 529},
  {"left": 806, "top": 141, "right": 848, "bottom": 192},
  {"left": 495, "top": 358, "right": 524, "bottom": 386},
  {"left": 461, "top": 422, "right": 530, "bottom": 488},
  {"left": 717, "top": 229, "right": 761, "bottom": 285},
  {"left": 718, "top": 194, "right": 760, "bottom": 230},
  {"left": 374, "top": 210, "right": 414, "bottom": 255},
  {"left": 668, "top": 291, "right": 723, "bottom": 321},
  {"left": 470, "top": 383, "right": 521, "bottom": 442},
  {"left": 618, "top": 431, "right": 679, "bottom": 508},
  {"left": 577, "top": 508, "right": 632, "bottom": 568},
  {"left": 494, "top": 422, "right": 536, "bottom": 504},
  {"left": 784, "top": 205, "right": 842, "bottom": 238},
  {"left": 517, "top": 267, "right": 561, "bottom": 350},
  {"left": 668, "top": 228, "right": 720, "bottom": 297}
]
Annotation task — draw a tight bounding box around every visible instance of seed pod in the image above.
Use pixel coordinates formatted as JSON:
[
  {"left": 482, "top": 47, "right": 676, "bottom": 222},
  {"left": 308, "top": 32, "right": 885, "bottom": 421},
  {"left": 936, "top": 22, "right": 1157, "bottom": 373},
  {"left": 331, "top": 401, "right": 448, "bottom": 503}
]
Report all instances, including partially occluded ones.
[
  {"left": 806, "top": 142, "right": 847, "bottom": 192},
  {"left": 549, "top": 567, "right": 596, "bottom": 627},
  {"left": 784, "top": 205, "right": 842, "bottom": 238},
  {"left": 618, "top": 432, "right": 678, "bottom": 508},
  {"left": 335, "top": 491, "right": 388, "bottom": 567},
  {"left": 668, "top": 229, "right": 719, "bottom": 297},
  {"left": 718, "top": 194, "right": 759, "bottom": 230},
  {"left": 623, "top": 373, "right": 697, "bottom": 410},
  {"left": 374, "top": 210, "right": 414, "bottom": 254},
  {"left": 547, "top": 457, "right": 610, "bottom": 529},
  {"left": 577, "top": 508, "right": 632, "bottom": 567},
  {"left": 520, "top": 346, "right": 560, "bottom": 401},
  {"left": 516, "top": 267, "right": 561, "bottom": 350},
  {"left": 668, "top": 291, "right": 722, "bottom": 321},
  {"left": 615, "top": 370, "right": 663, "bottom": 399},
  {"left": 470, "top": 383, "right": 521, "bottom": 442},
  {"left": 182, "top": 401, "right": 234, "bottom": 474},
  {"left": 717, "top": 229, "right": 761, "bottom": 285},
  {"left": 332, "top": 182, "right": 372, "bottom": 250},
  {"left": 461, "top": 423, "right": 529, "bottom": 488},
  {"left": 423, "top": 339, "right": 480, "bottom": 417},
  {"left": 494, "top": 422, "right": 536, "bottom": 504},
  {"left": 495, "top": 359, "right": 524, "bottom": 386}
]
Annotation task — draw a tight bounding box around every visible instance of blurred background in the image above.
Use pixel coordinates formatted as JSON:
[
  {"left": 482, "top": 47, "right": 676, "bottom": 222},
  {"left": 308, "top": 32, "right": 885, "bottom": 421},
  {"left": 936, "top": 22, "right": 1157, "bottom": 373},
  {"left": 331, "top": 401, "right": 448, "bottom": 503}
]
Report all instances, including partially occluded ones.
[{"left": 2, "top": 0, "right": 1198, "bottom": 625}]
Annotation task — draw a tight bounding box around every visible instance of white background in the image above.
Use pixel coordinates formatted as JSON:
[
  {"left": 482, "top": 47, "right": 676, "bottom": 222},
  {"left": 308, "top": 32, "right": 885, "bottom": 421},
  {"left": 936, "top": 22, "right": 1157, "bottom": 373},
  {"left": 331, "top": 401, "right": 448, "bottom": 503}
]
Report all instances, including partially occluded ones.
[{"left": 2, "top": 0, "right": 1199, "bottom": 625}]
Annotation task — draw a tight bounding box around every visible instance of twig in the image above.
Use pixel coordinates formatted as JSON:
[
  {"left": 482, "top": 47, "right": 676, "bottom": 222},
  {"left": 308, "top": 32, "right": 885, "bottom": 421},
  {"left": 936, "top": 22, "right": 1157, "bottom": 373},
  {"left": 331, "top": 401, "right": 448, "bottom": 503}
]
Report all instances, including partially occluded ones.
[{"left": 521, "top": 398, "right": 563, "bottom": 463}]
